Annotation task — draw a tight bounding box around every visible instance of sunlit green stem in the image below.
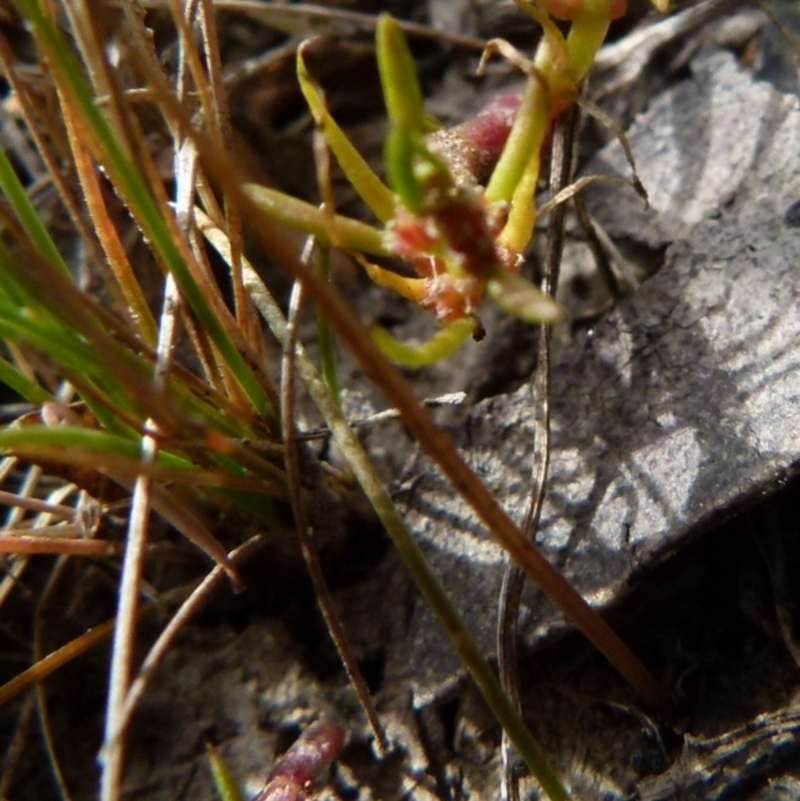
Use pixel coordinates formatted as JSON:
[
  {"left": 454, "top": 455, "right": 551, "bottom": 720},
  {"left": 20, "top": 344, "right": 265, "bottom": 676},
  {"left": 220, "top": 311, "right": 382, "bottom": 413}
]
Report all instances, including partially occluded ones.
[
  {"left": 565, "top": 5, "right": 613, "bottom": 83},
  {"left": 488, "top": 2, "right": 612, "bottom": 252},
  {"left": 240, "top": 262, "right": 571, "bottom": 801},
  {"left": 244, "top": 184, "right": 389, "bottom": 258}
]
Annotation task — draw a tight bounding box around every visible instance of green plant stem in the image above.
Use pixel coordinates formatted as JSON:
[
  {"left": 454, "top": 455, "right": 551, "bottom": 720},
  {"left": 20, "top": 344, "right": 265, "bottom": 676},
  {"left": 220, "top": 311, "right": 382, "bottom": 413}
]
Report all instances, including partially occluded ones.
[
  {"left": 244, "top": 184, "right": 389, "bottom": 257},
  {"left": 239, "top": 257, "right": 570, "bottom": 801},
  {"left": 0, "top": 357, "right": 54, "bottom": 405}
]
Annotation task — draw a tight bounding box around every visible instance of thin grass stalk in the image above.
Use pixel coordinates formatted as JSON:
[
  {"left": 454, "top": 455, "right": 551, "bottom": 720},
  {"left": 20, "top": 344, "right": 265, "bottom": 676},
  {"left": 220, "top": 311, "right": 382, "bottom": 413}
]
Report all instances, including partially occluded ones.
[
  {"left": 0, "top": 30, "right": 117, "bottom": 302},
  {"left": 0, "top": 144, "right": 71, "bottom": 278},
  {"left": 0, "top": 612, "right": 149, "bottom": 708},
  {"left": 0, "top": 357, "right": 54, "bottom": 405},
  {"left": 101, "top": 123, "right": 213, "bottom": 796},
  {"left": 60, "top": 0, "right": 133, "bottom": 160},
  {"left": 282, "top": 279, "right": 388, "bottom": 753},
  {"left": 195, "top": 0, "right": 258, "bottom": 347},
  {"left": 309, "top": 134, "right": 341, "bottom": 409},
  {"left": 114, "top": 536, "right": 265, "bottom": 748},
  {"left": 60, "top": 102, "right": 158, "bottom": 344},
  {"left": 0, "top": 490, "right": 78, "bottom": 518},
  {"left": 99, "top": 334, "right": 165, "bottom": 801},
  {"left": 0, "top": 460, "right": 43, "bottom": 608},
  {"left": 34, "top": 531, "right": 80, "bottom": 801},
  {"left": 128, "top": 0, "right": 277, "bottom": 417},
  {"left": 0, "top": 536, "right": 120, "bottom": 555}
]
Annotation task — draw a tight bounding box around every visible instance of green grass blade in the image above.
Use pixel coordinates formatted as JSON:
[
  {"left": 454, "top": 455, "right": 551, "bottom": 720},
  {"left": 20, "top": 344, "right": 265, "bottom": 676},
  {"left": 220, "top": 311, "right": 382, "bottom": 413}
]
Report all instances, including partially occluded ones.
[
  {"left": 0, "top": 356, "right": 55, "bottom": 406},
  {"left": 0, "top": 425, "right": 196, "bottom": 470},
  {"left": 0, "top": 143, "right": 72, "bottom": 278}
]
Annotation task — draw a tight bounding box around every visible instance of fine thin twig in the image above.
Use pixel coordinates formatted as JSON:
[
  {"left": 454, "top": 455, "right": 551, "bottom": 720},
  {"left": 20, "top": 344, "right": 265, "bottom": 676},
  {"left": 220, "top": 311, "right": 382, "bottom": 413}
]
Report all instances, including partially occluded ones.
[
  {"left": 99, "top": 286, "right": 177, "bottom": 801},
  {"left": 0, "top": 490, "right": 79, "bottom": 519},
  {"left": 99, "top": 107, "right": 191, "bottom": 801},
  {"left": 281, "top": 275, "right": 389, "bottom": 754},
  {"left": 572, "top": 194, "right": 625, "bottom": 302},
  {"left": 0, "top": 458, "right": 43, "bottom": 603},
  {"left": 115, "top": 535, "right": 267, "bottom": 736},
  {"left": 498, "top": 103, "right": 579, "bottom": 801},
  {"left": 33, "top": 500, "right": 81, "bottom": 801}
]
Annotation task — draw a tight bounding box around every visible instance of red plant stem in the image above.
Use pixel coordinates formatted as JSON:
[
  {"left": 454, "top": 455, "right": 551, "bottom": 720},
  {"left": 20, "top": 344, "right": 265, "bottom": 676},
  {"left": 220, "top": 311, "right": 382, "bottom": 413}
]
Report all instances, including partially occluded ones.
[{"left": 254, "top": 721, "right": 345, "bottom": 801}]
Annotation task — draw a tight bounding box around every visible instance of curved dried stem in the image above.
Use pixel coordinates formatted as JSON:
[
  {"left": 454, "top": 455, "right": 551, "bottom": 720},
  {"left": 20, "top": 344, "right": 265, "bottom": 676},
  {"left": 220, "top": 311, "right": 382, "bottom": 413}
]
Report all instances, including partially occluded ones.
[{"left": 281, "top": 277, "right": 389, "bottom": 753}]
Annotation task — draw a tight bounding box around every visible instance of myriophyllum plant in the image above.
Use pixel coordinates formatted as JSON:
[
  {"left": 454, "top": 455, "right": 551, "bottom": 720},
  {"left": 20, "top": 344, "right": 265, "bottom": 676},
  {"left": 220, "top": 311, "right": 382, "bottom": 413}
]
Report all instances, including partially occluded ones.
[{"left": 247, "top": 0, "right": 668, "bottom": 365}]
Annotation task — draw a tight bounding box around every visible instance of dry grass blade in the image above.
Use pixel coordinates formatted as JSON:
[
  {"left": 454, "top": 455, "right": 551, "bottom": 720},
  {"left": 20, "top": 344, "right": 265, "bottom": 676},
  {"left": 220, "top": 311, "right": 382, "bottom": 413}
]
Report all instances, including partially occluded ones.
[
  {"left": 498, "top": 104, "right": 577, "bottom": 801},
  {"left": 281, "top": 277, "right": 388, "bottom": 753},
  {"left": 0, "top": 617, "right": 122, "bottom": 708},
  {"left": 99, "top": 288, "right": 174, "bottom": 801},
  {"left": 115, "top": 536, "right": 266, "bottom": 743}
]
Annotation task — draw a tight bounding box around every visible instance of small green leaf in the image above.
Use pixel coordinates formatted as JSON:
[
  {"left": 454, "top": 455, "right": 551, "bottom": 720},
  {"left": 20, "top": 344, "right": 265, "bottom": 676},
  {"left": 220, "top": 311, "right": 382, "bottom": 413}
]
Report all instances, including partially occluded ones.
[
  {"left": 297, "top": 43, "right": 395, "bottom": 223},
  {"left": 376, "top": 14, "right": 424, "bottom": 133},
  {"left": 370, "top": 318, "right": 474, "bottom": 367},
  {"left": 487, "top": 273, "right": 565, "bottom": 323},
  {"left": 207, "top": 743, "right": 245, "bottom": 801},
  {"left": 243, "top": 184, "right": 390, "bottom": 257}
]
